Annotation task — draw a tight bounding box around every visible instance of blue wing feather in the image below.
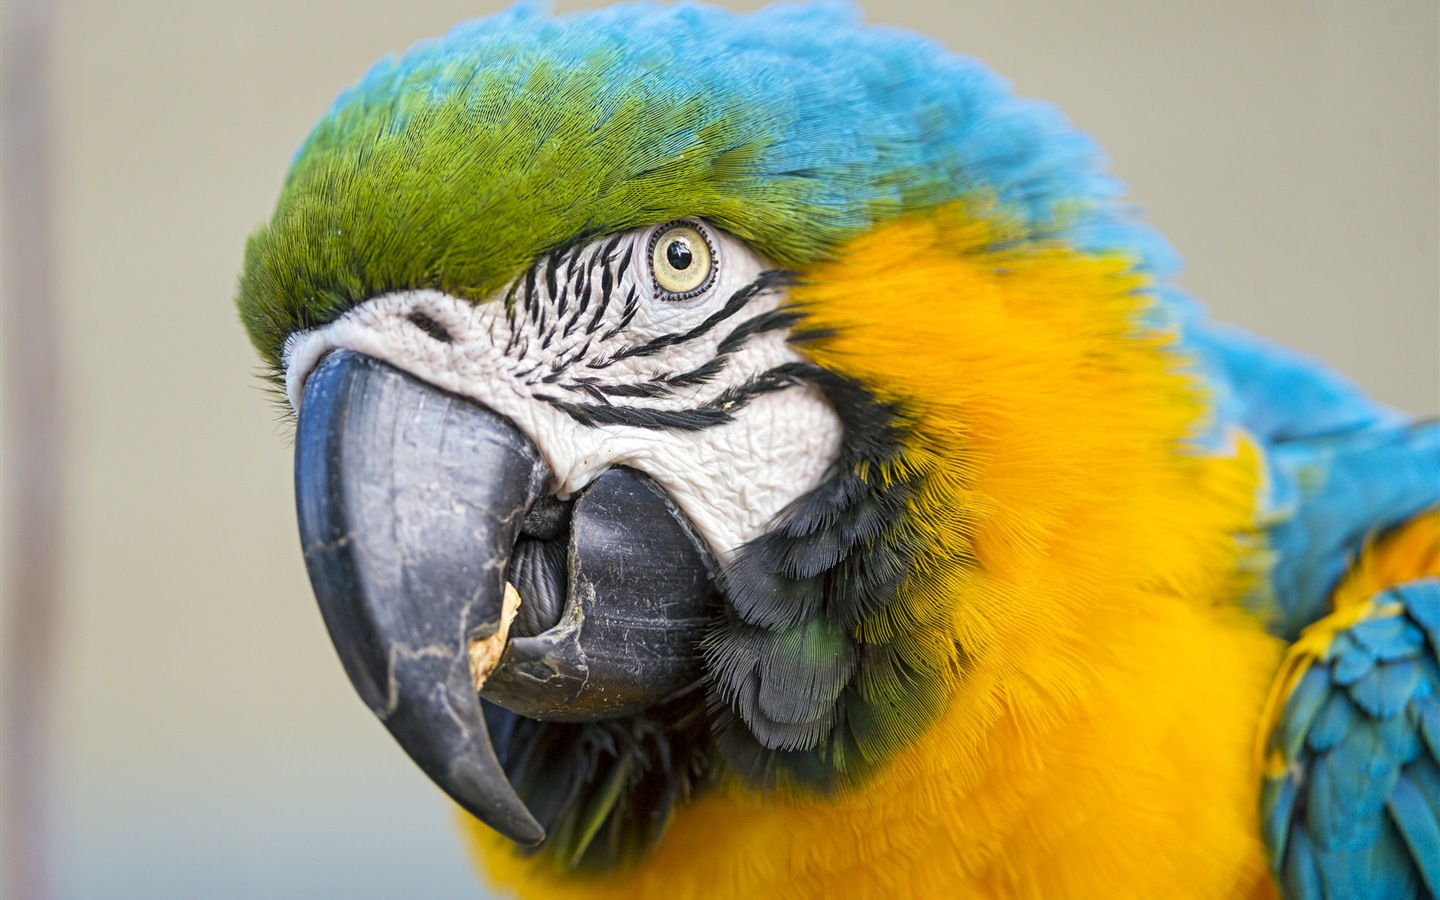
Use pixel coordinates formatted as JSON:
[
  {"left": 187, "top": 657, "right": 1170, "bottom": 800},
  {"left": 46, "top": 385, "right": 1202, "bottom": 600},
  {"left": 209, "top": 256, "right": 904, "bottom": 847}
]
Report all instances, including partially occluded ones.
[
  {"left": 1265, "top": 773, "right": 1301, "bottom": 865},
  {"left": 1261, "top": 428, "right": 1440, "bottom": 638},
  {"left": 1333, "top": 634, "right": 1380, "bottom": 686},
  {"left": 1284, "top": 828, "right": 1325, "bottom": 900},
  {"left": 1265, "top": 579, "right": 1440, "bottom": 899},
  {"left": 1353, "top": 661, "right": 1422, "bottom": 719},
  {"left": 1281, "top": 667, "right": 1334, "bottom": 757},
  {"left": 1308, "top": 690, "right": 1360, "bottom": 753},
  {"left": 1406, "top": 754, "right": 1440, "bottom": 814},
  {"left": 1390, "top": 775, "right": 1440, "bottom": 896},
  {"left": 1419, "top": 699, "right": 1440, "bottom": 761},
  {"left": 1353, "top": 617, "right": 1427, "bottom": 661},
  {"left": 1178, "top": 318, "right": 1440, "bottom": 640}
]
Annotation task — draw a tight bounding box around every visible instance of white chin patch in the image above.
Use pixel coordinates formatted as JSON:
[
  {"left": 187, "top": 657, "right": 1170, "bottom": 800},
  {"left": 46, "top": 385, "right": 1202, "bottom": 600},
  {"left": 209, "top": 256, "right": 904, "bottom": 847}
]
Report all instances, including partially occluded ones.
[{"left": 280, "top": 225, "right": 843, "bottom": 559}]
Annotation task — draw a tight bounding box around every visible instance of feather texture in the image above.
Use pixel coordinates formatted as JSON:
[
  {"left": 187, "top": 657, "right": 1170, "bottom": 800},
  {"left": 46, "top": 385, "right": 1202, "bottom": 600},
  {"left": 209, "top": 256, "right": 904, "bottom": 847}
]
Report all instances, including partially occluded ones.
[
  {"left": 239, "top": 3, "right": 1436, "bottom": 896},
  {"left": 1261, "top": 513, "right": 1440, "bottom": 900},
  {"left": 465, "top": 204, "right": 1282, "bottom": 899},
  {"left": 237, "top": 1, "right": 1171, "bottom": 380}
]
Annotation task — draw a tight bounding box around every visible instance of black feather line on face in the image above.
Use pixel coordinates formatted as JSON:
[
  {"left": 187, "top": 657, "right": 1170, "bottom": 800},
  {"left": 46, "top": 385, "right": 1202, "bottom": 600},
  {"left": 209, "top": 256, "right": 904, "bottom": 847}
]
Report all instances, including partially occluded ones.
[
  {"left": 550, "top": 337, "right": 595, "bottom": 375},
  {"left": 547, "top": 361, "right": 823, "bottom": 432},
  {"left": 544, "top": 247, "right": 561, "bottom": 310},
  {"left": 522, "top": 265, "right": 539, "bottom": 322},
  {"left": 508, "top": 264, "right": 812, "bottom": 432},
  {"left": 599, "top": 286, "right": 640, "bottom": 341},
  {"left": 612, "top": 269, "right": 795, "bottom": 362},
  {"left": 596, "top": 378, "right": 676, "bottom": 400},
  {"left": 584, "top": 302, "right": 801, "bottom": 404},
  {"left": 663, "top": 356, "right": 726, "bottom": 389},
  {"left": 563, "top": 271, "right": 589, "bottom": 338},
  {"left": 716, "top": 306, "right": 805, "bottom": 355}
]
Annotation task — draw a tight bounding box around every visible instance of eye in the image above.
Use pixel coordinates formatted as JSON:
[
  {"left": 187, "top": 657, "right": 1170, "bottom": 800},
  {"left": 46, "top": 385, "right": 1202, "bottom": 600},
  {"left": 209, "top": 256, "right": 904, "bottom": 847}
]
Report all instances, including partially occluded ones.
[{"left": 648, "top": 220, "right": 716, "bottom": 301}]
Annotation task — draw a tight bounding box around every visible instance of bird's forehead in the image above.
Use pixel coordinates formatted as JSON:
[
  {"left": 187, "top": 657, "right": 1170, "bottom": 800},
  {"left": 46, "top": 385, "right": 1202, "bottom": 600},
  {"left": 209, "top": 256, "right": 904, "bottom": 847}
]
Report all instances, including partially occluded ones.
[
  {"left": 238, "top": 3, "right": 1012, "bottom": 370},
  {"left": 238, "top": 1, "right": 1167, "bottom": 387}
]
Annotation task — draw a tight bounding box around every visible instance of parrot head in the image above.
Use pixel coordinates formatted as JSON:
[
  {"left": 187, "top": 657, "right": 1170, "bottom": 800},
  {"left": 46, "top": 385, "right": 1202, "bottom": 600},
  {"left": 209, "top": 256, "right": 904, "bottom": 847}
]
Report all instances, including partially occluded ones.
[{"left": 238, "top": 2, "right": 1181, "bottom": 870}]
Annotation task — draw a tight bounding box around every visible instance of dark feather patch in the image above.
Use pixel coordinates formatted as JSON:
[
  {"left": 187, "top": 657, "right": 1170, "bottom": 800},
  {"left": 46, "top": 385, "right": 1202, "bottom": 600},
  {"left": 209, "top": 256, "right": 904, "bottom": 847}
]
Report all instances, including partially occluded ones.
[
  {"left": 756, "top": 619, "right": 857, "bottom": 727},
  {"left": 824, "top": 535, "right": 914, "bottom": 628},
  {"left": 722, "top": 562, "right": 826, "bottom": 629},
  {"left": 703, "top": 369, "right": 944, "bottom": 786},
  {"left": 483, "top": 688, "right": 717, "bottom": 873},
  {"left": 711, "top": 693, "right": 865, "bottom": 790},
  {"left": 754, "top": 527, "right": 850, "bottom": 581}
]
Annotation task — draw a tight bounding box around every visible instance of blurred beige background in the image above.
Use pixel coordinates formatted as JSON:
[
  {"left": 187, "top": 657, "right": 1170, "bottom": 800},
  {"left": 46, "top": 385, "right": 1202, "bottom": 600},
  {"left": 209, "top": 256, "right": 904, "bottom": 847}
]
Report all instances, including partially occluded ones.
[{"left": 2, "top": 0, "right": 1435, "bottom": 897}]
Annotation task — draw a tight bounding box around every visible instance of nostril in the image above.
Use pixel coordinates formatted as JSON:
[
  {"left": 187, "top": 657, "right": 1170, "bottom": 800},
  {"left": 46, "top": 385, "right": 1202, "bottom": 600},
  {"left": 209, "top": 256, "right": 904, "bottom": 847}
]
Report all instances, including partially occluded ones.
[
  {"left": 506, "top": 538, "right": 567, "bottom": 637},
  {"left": 406, "top": 311, "right": 454, "bottom": 344}
]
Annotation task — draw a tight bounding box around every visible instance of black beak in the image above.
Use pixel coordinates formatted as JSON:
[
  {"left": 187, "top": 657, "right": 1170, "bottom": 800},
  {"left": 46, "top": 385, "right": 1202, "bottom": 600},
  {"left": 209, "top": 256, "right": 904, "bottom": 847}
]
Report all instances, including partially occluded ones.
[
  {"left": 295, "top": 349, "right": 547, "bottom": 844},
  {"left": 293, "top": 349, "right": 718, "bottom": 847}
]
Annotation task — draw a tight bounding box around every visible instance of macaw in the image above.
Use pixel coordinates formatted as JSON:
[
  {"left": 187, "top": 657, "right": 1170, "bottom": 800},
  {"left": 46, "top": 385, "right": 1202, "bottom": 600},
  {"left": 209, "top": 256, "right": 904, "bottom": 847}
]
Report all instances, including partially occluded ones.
[{"left": 235, "top": 3, "right": 1440, "bottom": 898}]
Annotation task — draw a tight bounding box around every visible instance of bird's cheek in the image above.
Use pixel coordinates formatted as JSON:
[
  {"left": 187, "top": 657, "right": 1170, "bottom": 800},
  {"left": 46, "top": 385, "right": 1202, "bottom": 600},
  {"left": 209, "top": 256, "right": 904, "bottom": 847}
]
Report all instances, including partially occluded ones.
[{"left": 632, "top": 387, "right": 845, "bottom": 555}]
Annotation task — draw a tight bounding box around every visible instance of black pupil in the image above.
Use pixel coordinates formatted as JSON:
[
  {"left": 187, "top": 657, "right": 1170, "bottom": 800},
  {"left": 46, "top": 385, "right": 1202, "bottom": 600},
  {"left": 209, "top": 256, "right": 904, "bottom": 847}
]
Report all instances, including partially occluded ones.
[{"left": 666, "top": 239, "right": 693, "bottom": 270}]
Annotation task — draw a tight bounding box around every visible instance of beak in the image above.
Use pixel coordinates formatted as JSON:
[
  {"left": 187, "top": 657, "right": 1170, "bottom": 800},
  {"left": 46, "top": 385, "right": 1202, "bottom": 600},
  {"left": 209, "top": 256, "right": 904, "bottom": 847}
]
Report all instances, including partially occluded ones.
[
  {"left": 293, "top": 350, "right": 717, "bottom": 847},
  {"left": 294, "top": 349, "right": 547, "bottom": 843},
  {"left": 479, "top": 464, "right": 717, "bottom": 720}
]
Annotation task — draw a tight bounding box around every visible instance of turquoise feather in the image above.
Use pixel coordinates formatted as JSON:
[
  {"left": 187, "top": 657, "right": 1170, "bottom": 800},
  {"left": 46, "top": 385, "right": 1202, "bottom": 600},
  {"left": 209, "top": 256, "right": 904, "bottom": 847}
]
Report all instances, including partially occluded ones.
[{"left": 1265, "top": 580, "right": 1440, "bottom": 899}]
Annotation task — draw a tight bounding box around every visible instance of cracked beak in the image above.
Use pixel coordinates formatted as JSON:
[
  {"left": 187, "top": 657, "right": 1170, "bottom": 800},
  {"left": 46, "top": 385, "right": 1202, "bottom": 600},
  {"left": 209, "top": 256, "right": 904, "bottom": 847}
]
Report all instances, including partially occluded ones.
[
  {"left": 292, "top": 349, "right": 720, "bottom": 848},
  {"left": 294, "top": 349, "right": 547, "bottom": 844}
]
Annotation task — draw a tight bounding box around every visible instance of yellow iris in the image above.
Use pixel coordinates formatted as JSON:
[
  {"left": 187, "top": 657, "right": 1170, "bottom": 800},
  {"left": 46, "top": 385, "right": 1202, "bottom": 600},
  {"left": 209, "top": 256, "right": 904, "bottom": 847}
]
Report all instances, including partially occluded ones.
[{"left": 651, "top": 222, "right": 714, "bottom": 298}]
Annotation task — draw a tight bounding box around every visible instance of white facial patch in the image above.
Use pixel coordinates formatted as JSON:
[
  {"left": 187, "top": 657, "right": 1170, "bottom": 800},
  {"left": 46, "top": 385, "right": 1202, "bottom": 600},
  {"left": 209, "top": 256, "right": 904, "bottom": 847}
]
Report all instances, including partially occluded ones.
[{"left": 282, "top": 221, "right": 844, "bottom": 559}]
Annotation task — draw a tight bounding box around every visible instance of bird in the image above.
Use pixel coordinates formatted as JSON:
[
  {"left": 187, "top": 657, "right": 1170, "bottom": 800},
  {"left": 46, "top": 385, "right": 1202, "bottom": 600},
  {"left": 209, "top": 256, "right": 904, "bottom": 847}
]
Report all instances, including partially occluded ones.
[{"left": 234, "top": 3, "right": 1440, "bottom": 898}]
